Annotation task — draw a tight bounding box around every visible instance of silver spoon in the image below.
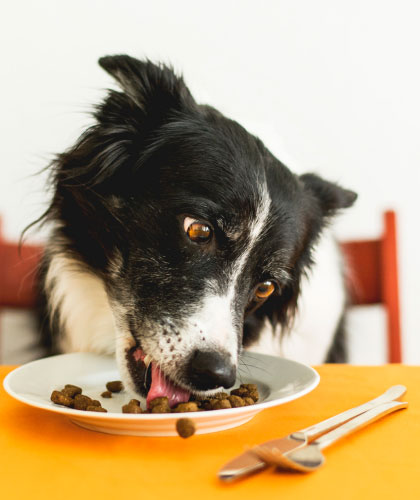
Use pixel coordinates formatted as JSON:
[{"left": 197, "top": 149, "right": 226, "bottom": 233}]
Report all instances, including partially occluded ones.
[{"left": 253, "top": 400, "right": 408, "bottom": 472}]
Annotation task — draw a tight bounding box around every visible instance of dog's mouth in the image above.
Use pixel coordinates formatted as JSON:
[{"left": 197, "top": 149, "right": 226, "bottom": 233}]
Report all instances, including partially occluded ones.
[{"left": 126, "top": 345, "right": 190, "bottom": 409}]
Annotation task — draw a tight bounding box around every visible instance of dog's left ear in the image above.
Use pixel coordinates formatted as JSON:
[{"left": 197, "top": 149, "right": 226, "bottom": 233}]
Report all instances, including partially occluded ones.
[{"left": 300, "top": 173, "right": 357, "bottom": 216}]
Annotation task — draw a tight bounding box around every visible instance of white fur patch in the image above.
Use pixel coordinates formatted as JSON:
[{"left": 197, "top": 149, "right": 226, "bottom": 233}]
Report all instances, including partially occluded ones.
[
  {"left": 183, "top": 294, "right": 238, "bottom": 357},
  {"left": 166, "top": 184, "right": 272, "bottom": 364},
  {"left": 45, "top": 252, "right": 116, "bottom": 355},
  {"left": 229, "top": 185, "right": 271, "bottom": 289}
]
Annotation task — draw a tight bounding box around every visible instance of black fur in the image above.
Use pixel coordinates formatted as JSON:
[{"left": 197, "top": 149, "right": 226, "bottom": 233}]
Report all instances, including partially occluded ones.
[{"left": 36, "top": 55, "right": 356, "bottom": 393}]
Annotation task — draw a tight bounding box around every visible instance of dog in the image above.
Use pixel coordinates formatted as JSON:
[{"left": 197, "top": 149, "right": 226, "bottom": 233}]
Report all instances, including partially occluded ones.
[{"left": 37, "top": 55, "right": 356, "bottom": 406}]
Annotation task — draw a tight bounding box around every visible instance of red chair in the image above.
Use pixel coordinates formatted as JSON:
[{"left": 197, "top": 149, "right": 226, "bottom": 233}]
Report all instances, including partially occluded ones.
[
  {"left": 0, "top": 218, "right": 43, "bottom": 309},
  {"left": 340, "top": 210, "right": 402, "bottom": 363},
  {"left": 0, "top": 212, "right": 402, "bottom": 363}
]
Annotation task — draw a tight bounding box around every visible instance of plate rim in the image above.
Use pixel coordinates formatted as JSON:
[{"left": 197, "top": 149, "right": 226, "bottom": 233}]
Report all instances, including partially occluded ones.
[{"left": 3, "top": 352, "right": 320, "bottom": 420}]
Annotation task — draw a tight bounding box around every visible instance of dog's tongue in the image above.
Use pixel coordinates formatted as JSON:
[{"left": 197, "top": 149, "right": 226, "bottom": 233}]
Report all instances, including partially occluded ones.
[
  {"left": 146, "top": 362, "right": 190, "bottom": 409},
  {"left": 132, "top": 348, "right": 190, "bottom": 408}
]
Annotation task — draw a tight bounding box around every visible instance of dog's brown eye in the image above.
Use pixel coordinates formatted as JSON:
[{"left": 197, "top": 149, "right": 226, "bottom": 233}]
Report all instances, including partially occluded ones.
[
  {"left": 185, "top": 220, "right": 212, "bottom": 243},
  {"left": 255, "top": 281, "right": 275, "bottom": 299}
]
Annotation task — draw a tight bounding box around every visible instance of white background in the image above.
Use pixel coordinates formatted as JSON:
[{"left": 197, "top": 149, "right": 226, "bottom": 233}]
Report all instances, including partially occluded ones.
[{"left": 1, "top": 1, "right": 419, "bottom": 363}]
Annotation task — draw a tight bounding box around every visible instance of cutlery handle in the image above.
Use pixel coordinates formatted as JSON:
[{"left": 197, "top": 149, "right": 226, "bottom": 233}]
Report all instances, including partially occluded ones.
[
  {"left": 313, "top": 400, "right": 408, "bottom": 450},
  {"left": 293, "top": 385, "right": 406, "bottom": 441}
]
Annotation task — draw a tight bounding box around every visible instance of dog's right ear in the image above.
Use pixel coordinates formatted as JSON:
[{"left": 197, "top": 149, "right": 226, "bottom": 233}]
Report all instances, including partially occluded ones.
[
  {"left": 98, "top": 55, "right": 196, "bottom": 122},
  {"left": 51, "top": 56, "right": 198, "bottom": 194}
]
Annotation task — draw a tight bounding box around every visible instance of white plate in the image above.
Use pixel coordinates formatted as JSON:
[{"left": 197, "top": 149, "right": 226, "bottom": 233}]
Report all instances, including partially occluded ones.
[{"left": 3, "top": 352, "right": 319, "bottom": 436}]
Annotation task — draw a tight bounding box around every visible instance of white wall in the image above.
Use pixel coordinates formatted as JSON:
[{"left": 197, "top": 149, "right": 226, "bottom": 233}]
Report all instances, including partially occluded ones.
[{"left": 1, "top": 0, "right": 419, "bottom": 362}]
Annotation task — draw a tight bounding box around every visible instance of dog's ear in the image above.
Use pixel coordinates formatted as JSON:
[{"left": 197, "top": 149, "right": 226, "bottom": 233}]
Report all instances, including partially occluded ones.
[
  {"left": 53, "top": 56, "right": 197, "bottom": 197},
  {"left": 300, "top": 173, "right": 357, "bottom": 216},
  {"left": 98, "top": 55, "right": 196, "bottom": 120}
]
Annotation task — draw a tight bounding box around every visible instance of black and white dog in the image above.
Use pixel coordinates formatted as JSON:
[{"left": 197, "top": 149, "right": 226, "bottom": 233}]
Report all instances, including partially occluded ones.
[{"left": 38, "top": 55, "right": 356, "bottom": 406}]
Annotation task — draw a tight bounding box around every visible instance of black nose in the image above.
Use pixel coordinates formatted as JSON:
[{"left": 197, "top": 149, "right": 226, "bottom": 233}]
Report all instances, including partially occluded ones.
[{"left": 187, "top": 350, "right": 236, "bottom": 390}]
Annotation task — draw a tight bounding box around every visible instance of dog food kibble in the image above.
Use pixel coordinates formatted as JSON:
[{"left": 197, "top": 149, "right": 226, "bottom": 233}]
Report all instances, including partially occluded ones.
[
  {"left": 247, "top": 391, "right": 259, "bottom": 402},
  {"left": 148, "top": 397, "right": 169, "bottom": 408},
  {"left": 51, "top": 390, "right": 74, "bottom": 407},
  {"left": 149, "top": 396, "right": 171, "bottom": 413},
  {"left": 73, "top": 394, "right": 94, "bottom": 410},
  {"left": 230, "top": 387, "right": 248, "bottom": 398},
  {"left": 230, "top": 384, "right": 259, "bottom": 402},
  {"left": 86, "top": 405, "right": 107, "bottom": 412},
  {"left": 173, "top": 402, "right": 199, "bottom": 413},
  {"left": 50, "top": 384, "right": 109, "bottom": 412},
  {"left": 176, "top": 418, "right": 196, "bottom": 438},
  {"left": 240, "top": 384, "right": 258, "bottom": 393},
  {"left": 211, "top": 392, "right": 229, "bottom": 400},
  {"left": 62, "top": 384, "right": 82, "bottom": 397},
  {"left": 211, "top": 399, "right": 232, "bottom": 410},
  {"left": 50, "top": 381, "right": 259, "bottom": 429},
  {"left": 227, "top": 395, "right": 245, "bottom": 408},
  {"left": 106, "top": 381, "right": 124, "bottom": 393},
  {"left": 122, "top": 403, "right": 142, "bottom": 414}
]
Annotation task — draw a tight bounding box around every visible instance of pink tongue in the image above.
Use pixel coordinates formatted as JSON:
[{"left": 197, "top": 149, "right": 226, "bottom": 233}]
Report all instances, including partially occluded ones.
[
  {"left": 146, "top": 362, "right": 190, "bottom": 409},
  {"left": 132, "top": 348, "right": 190, "bottom": 408}
]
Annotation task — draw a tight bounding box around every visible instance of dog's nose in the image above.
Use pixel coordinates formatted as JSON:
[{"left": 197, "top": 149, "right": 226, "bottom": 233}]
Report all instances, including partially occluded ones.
[{"left": 187, "top": 350, "right": 236, "bottom": 390}]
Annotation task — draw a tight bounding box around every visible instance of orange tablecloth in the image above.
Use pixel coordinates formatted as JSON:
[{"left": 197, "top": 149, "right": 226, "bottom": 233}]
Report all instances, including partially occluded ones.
[{"left": 1, "top": 364, "right": 419, "bottom": 499}]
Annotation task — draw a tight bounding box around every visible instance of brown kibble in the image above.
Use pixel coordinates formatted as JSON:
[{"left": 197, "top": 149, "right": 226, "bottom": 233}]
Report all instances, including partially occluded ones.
[
  {"left": 106, "top": 381, "right": 124, "bottom": 393},
  {"left": 212, "top": 399, "right": 232, "bottom": 410},
  {"left": 173, "top": 402, "right": 199, "bottom": 413},
  {"left": 247, "top": 391, "right": 259, "bottom": 402},
  {"left": 150, "top": 404, "right": 171, "bottom": 414},
  {"left": 52, "top": 380, "right": 259, "bottom": 414},
  {"left": 227, "top": 395, "right": 245, "bottom": 408},
  {"left": 230, "top": 384, "right": 259, "bottom": 403},
  {"left": 73, "top": 394, "right": 93, "bottom": 410},
  {"left": 240, "top": 383, "right": 258, "bottom": 392},
  {"left": 62, "top": 384, "right": 82, "bottom": 397},
  {"left": 149, "top": 397, "right": 171, "bottom": 413},
  {"left": 212, "top": 392, "right": 229, "bottom": 400},
  {"left": 149, "top": 397, "right": 169, "bottom": 408},
  {"left": 230, "top": 387, "right": 249, "bottom": 398},
  {"left": 176, "top": 418, "right": 196, "bottom": 438},
  {"left": 86, "top": 405, "right": 107, "bottom": 412},
  {"left": 51, "top": 390, "right": 73, "bottom": 407},
  {"left": 122, "top": 403, "right": 142, "bottom": 414},
  {"left": 201, "top": 399, "right": 217, "bottom": 410}
]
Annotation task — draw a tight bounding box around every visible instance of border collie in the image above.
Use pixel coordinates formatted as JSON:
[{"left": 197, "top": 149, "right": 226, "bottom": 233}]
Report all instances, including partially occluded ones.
[{"left": 37, "top": 55, "right": 356, "bottom": 407}]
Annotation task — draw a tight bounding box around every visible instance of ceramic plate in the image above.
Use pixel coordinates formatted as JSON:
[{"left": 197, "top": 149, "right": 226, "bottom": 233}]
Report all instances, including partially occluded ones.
[{"left": 3, "top": 352, "right": 319, "bottom": 436}]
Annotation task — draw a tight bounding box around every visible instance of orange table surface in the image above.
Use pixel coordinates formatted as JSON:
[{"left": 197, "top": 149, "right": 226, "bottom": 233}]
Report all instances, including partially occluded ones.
[{"left": 1, "top": 364, "right": 419, "bottom": 500}]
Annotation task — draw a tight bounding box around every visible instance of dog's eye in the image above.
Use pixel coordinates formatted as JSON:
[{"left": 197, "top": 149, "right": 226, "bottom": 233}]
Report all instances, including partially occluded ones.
[
  {"left": 184, "top": 218, "right": 212, "bottom": 244},
  {"left": 254, "top": 281, "right": 275, "bottom": 299}
]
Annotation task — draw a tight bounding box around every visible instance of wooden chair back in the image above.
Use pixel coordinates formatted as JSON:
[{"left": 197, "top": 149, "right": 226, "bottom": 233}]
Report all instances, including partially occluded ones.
[
  {"left": 340, "top": 210, "right": 402, "bottom": 362},
  {"left": 0, "top": 219, "right": 43, "bottom": 309}
]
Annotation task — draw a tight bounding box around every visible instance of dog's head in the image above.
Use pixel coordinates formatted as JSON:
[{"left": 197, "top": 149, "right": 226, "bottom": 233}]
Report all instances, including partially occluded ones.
[{"left": 47, "top": 55, "right": 356, "bottom": 405}]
